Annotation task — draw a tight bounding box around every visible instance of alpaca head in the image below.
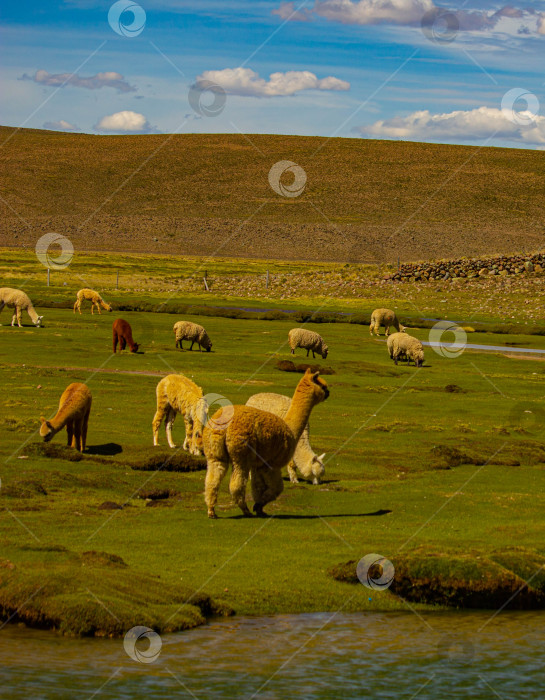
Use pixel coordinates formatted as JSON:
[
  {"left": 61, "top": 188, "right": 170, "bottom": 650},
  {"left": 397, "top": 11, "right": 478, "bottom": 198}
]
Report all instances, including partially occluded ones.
[
  {"left": 321, "top": 345, "right": 329, "bottom": 359},
  {"left": 34, "top": 316, "right": 44, "bottom": 327},
  {"left": 301, "top": 368, "right": 329, "bottom": 405},
  {"left": 104, "top": 303, "right": 112, "bottom": 312},
  {"left": 202, "top": 336, "right": 212, "bottom": 352},
  {"left": 311, "top": 452, "right": 326, "bottom": 484},
  {"left": 414, "top": 350, "right": 424, "bottom": 367},
  {"left": 130, "top": 343, "right": 140, "bottom": 353},
  {"left": 39, "top": 417, "right": 54, "bottom": 441},
  {"left": 400, "top": 326, "right": 407, "bottom": 333}
]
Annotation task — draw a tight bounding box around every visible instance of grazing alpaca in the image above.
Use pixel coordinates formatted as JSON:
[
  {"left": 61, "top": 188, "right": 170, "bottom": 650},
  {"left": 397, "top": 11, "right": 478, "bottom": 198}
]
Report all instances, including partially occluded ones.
[
  {"left": 112, "top": 319, "right": 139, "bottom": 353},
  {"left": 0, "top": 288, "right": 43, "bottom": 328},
  {"left": 73, "top": 288, "right": 112, "bottom": 315},
  {"left": 152, "top": 374, "right": 208, "bottom": 454},
  {"left": 173, "top": 321, "right": 212, "bottom": 352},
  {"left": 288, "top": 328, "right": 328, "bottom": 359},
  {"left": 369, "top": 308, "right": 406, "bottom": 337},
  {"left": 204, "top": 369, "right": 329, "bottom": 519},
  {"left": 39, "top": 383, "right": 92, "bottom": 452}
]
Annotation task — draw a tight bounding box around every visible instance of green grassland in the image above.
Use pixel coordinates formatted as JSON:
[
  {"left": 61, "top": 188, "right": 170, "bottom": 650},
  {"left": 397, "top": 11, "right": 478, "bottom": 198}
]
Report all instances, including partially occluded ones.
[{"left": 2, "top": 261, "right": 545, "bottom": 634}]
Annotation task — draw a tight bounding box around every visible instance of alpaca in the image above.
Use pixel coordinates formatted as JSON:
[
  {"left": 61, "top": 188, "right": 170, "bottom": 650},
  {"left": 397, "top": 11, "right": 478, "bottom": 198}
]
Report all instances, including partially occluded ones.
[
  {"left": 39, "top": 383, "right": 92, "bottom": 452},
  {"left": 369, "top": 308, "right": 406, "bottom": 336},
  {"left": 112, "top": 319, "right": 139, "bottom": 353},
  {"left": 288, "top": 328, "right": 328, "bottom": 359},
  {"left": 173, "top": 321, "right": 212, "bottom": 352},
  {"left": 204, "top": 369, "right": 329, "bottom": 519},
  {"left": 74, "top": 288, "right": 112, "bottom": 315},
  {"left": 246, "top": 392, "right": 326, "bottom": 484},
  {"left": 152, "top": 374, "right": 208, "bottom": 454},
  {"left": 0, "top": 288, "right": 43, "bottom": 328},
  {"left": 388, "top": 332, "right": 425, "bottom": 367}
]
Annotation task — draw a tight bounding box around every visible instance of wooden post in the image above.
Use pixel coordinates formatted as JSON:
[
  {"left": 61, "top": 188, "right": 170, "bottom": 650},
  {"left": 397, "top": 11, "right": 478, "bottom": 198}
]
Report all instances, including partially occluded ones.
[
  {"left": 203, "top": 277, "right": 209, "bottom": 291},
  {"left": 47, "top": 268, "right": 50, "bottom": 287},
  {"left": 116, "top": 270, "right": 119, "bottom": 289}
]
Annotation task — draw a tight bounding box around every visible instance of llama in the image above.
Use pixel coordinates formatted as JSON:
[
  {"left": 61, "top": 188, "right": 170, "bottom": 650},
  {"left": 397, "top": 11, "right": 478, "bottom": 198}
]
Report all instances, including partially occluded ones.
[
  {"left": 0, "top": 288, "right": 43, "bottom": 328},
  {"left": 246, "top": 392, "right": 326, "bottom": 484},
  {"left": 39, "top": 383, "right": 92, "bottom": 452},
  {"left": 369, "top": 308, "right": 406, "bottom": 337},
  {"left": 112, "top": 319, "right": 139, "bottom": 353},
  {"left": 204, "top": 369, "right": 329, "bottom": 518},
  {"left": 152, "top": 374, "right": 208, "bottom": 454},
  {"left": 74, "top": 288, "right": 112, "bottom": 315}
]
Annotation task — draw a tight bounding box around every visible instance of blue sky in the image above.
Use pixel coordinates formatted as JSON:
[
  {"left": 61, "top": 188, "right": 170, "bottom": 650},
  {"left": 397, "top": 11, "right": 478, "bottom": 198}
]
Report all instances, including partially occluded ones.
[{"left": 2, "top": 0, "right": 545, "bottom": 148}]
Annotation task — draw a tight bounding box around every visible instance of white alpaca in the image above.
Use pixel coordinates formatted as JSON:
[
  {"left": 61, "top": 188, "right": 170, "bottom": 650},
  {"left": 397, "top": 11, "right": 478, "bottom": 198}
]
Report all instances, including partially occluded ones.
[{"left": 0, "top": 288, "right": 43, "bottom": 327}]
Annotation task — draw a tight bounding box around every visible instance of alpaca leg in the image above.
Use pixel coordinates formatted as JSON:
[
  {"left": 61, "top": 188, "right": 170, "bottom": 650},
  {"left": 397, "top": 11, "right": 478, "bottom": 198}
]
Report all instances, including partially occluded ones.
[
  {"left": 287, "top": 461, "right": 299, "bottom": 484},
  {"left": 253, "top": 467, "right": 284, "bottom": 516},
  {"left": 11, "top": 311, "right": 16, "bottom": 327},
  {"left": 385, "top": 325, "right": 390, "bottom": 336},
  {"left": 113, "top": 332, "right": 118, "bottom": 354},
  {"left": 306, "top": 348, "right": 310, "bottom": 357},
  {"left": 152, "top": 404, "right": 166, "bottom": 446},
  {"left": 189, "top": 340, "right": 194, "bottom": 351},
  {"left": 72, "top": 420, "right": 82, "bottom": 451},
  {"left": 290, "top": 348, "right": 295, "bottom": 355},
  {"left": 182, "top": 416, "right": 192, "bottom": 452},
  {"left": 81, "top": 409, "right": 90, "bottom": 451},
  {"left": 66, "top": 421, "right": 74, "bottom": 448},
  {"left": 229, "top": 462, "right": 252, "bottom": 517},
  {"left": 121, "top": 338, "right": 127, "bottom": 351},
  {"left": 166, "top": 408, "right": 177, "bottom": 449},
  {"left": 312, "top": 350, "right": 316, "bottom": 359},
  {"left": 16, "top": 308, "right": 22, "bottom": 327},
  {"left": 205, "top": 458, "right": 230, "bottom": 519}
]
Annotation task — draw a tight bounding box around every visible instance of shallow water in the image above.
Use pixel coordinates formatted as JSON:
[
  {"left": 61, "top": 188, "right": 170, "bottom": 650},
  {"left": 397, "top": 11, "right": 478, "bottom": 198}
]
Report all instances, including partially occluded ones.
[{"left": 1, "top": 611, "right": 544, "bottom": 699}]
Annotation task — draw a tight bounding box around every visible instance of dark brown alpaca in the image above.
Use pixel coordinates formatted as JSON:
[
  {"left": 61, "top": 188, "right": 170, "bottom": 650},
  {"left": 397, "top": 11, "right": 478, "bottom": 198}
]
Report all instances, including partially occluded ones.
[{"left": 112, "top": 319, "right": 140, "bottom": 353}]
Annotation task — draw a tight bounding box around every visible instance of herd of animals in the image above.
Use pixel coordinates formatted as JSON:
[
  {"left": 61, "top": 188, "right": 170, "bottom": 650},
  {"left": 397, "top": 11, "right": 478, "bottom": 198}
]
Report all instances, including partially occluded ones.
[{"left": 1, "top": 286, "right": 423, "bottom": 518}]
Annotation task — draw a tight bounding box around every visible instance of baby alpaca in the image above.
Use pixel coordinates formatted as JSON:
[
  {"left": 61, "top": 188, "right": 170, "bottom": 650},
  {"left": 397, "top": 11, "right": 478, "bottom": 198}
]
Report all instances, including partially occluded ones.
[
  {"left": 74, "top": 288, "right": 112, "bottom": 315},
  {"left": 152, "top": 374, "right": 208, "bottom": 454},
  {"left": 0, "top": 288, "right": 43, "bottom": 328},
  {"left": 39, "top": 383, "right": 92, "bottom": 452},
  {"left": 369, "top": 308, "right": 406, "bottom": 336},
  {"left": 204, "top": 369, "right": 329, "bottom": 519},
  {"left": 112, "top": 319, "right": 140, "bottom": 353}
]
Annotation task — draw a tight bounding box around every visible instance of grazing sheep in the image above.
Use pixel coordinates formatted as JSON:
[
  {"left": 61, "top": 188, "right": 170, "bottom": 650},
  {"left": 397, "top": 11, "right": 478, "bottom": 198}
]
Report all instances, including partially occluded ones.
[
  {"left": 388, "top": 332, "right": 424, "bottom": 367},
  {"left": 73, "top": 288, "right": 112, "bottom": 315},
  {"left": 204, "top": 369, "right": 329, "bottom": 519},
  {"left": 246, "top": 392, "right": 325, "bottom": 484},
  {"left": 387, "top": 333, "right": 407, "bottom": 363},
  {"left": 39, "top": 383, "right": 92, "bottom": 452},
  {"left": 152, "top": 374, "right": 208, "bottom": 454},
  {"left": 288, "top": 328, "right": 328, "bottom": 359},
  {"left": 112, "top": 319, "right": 139, "bottom": 353},
  {"left": 173, "top": 321, "right": 212, "bottom": 352},
  {"left": 370, "top": 308, "right": 406, "bottom": 336},
  {"left": 0, "top": 288, "right": 43, "bottom": 328}
]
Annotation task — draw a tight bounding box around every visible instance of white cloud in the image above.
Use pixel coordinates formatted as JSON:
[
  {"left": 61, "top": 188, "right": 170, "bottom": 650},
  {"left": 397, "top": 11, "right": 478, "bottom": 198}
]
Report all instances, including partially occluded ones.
[
  {"left": 538, "top": 13, "right": 545, "bottom": 34},
  {"left": 314, "top": 0, "right": 434, "bottom": 26},
  {"left": 20, "top": 70, "right": 136, "bottom": 93},
  {"left": 357, "top": 106, "right": 545, "bottom": 145},
  {"left": 272, "top": 1, "right": 313, "bottom": 21},
  {"left": 94, "top": 110, "right": 155, "bottom": 133},
  {"left": 194, "top": 67, "right": 350, "bottom": 97},
  {"left": 43, "top": 119, "right": 81, "bottom": 132}
]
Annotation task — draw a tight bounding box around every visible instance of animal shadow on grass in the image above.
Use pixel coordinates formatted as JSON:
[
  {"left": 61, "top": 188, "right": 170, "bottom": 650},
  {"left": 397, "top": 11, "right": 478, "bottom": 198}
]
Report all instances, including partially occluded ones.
[
  {"left": 86, "top": 443, "right": 123, "bottom": 456},
  {"left": 228, "top": 509, "right": 392, "bottom": 520},
  {"left": 282, "top": 477, "right": 340, "bottom": 484}
]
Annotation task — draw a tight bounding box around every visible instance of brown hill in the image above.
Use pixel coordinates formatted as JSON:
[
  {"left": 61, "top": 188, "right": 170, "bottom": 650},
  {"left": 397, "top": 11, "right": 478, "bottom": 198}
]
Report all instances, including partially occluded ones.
[{"left": 1, "top": 126, "right": 544, "bottom": 263}]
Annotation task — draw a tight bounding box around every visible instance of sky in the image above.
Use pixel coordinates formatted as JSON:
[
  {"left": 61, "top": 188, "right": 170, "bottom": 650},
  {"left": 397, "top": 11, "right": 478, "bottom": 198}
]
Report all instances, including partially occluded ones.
[{"left": 2, "top": 0, "right": 545, "bottom": 148}]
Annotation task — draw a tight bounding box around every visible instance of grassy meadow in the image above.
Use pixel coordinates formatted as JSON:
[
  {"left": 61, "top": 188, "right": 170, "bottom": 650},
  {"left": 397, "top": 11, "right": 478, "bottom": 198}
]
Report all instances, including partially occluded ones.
[{"left": 2, "top": 250, "right": 545, "bottom": 635}]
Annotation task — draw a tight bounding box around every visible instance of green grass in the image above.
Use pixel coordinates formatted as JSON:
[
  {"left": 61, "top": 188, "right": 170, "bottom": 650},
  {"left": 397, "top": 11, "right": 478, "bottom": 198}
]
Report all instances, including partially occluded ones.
[{"left": 2, "top": 295, "right": 545, "bottom": 633}]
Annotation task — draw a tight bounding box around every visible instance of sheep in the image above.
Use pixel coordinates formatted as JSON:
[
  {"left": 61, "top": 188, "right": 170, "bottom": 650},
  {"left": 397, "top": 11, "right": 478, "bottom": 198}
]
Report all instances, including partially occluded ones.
[
  {"left": 388, "top": 332, "right": 424, "bottom": 367},
  {"left": 112, "top": 319, "right": 139, "bottom": 353},
  {"left": 0, "top": 288, "right": 43, "bottom": 328},
  {"left": 39, "top": 383, "right": 92, "bottom": 452},
  {"left": 288, "top": 328, "right": 328, "bottom": 359},
  {"left": 152, "top": 374, "right": 208, "bottom": 454},
  {"left": 204, "top": 369, "right": 329, "bottom": 518},
  {"left": 173, "top": 321, "right": 212, "bottom": 352},
  {"left": 370, "top": 308, "right": 406, "bottom": 336},
  {"left": 246, "top": 392, "right": 326, "bottom": 484},
  {"left": 73, "top": 289, "right": 112, "bottom": 315}
]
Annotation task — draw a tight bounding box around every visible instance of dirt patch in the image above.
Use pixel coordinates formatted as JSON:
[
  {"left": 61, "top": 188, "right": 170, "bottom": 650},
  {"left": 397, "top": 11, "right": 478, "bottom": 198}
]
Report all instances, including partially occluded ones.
[
  {"left": 130, "top": 453, "right": 206, "bottom": 473},
  {"left": 276, "top": 360, "right": 335, "bottom": 374}
]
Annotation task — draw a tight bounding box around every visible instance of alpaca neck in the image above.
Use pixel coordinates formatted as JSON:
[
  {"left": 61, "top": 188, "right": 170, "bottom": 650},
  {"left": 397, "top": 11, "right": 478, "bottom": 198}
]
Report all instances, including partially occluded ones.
[
  {"left": 49, "top": 407, "right": 71, "bottom": 433},
  {"left": 26, "top": 305, "right": 39, "bottom": 323},
  {"left": 284, "top": 386, "right": 316, "bottom": 442}
]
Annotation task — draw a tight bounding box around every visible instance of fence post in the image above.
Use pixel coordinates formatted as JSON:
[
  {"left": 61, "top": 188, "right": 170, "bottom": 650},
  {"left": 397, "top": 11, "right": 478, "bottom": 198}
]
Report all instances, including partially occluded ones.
[{"left": 203, "top": 277, "right": 209, "bottom": 292}]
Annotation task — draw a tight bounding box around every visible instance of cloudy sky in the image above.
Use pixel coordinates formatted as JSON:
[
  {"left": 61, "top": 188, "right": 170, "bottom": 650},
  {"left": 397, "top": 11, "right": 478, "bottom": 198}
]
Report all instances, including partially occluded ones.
[{"left": 2, "top": 0, "right": 545, "bottom": 148}]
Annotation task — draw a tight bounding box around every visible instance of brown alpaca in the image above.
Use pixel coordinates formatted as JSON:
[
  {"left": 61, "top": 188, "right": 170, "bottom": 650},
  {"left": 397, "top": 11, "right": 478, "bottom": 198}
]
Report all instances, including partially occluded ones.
[
  {"left": 112, "top": 319, "right": 139, "bottom": 353},
  {"left": 203, "top": 369, "right": 329, "bottom": 519},
  {"left": 74, "top": 288, "right": 112, "bottom": 315},
  {"left": 39, "top": 383, "right": 92, "bottom": 452}
]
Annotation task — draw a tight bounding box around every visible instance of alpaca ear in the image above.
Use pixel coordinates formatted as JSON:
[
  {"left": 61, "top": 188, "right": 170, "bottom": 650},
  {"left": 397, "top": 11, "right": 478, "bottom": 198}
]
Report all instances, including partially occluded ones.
[
  {"left": 317, "top": 453, "right": 326, "bottom": 462},
  {"left": 40, "top": 416, "right": 46, "bottom": 424}
]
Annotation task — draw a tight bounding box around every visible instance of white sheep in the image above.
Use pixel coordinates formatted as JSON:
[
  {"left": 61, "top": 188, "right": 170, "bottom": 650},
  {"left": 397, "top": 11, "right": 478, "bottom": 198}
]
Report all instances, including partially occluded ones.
[
  {"left": 288, "top": 328, "right": 328, "bottom": 359},
  {"left": 152, "top": 374, "right": 209, "bottom": 453},
  {"left": 0, "top": 288, "right": 43, "bottom": 327},
  {"left": 173, "top": 321, "right": 212, "bottom": 352},
  {"left": 387, "top": 332, "right": 424, "bottom": 367},
  {"left": 246, "top": 392, "right": 326, "bottom": 484},
  {"left": 370, "top": 308, "right": 405, "bottom": 336}
]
